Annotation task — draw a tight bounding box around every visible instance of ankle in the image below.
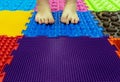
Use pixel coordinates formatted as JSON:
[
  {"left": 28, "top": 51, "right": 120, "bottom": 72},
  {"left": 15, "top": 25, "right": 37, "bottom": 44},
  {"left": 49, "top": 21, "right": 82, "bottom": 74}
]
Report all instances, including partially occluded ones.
[
  {"left": 65, "top": 1, "right": 76, "bottom": 7},
  {"left": 66, "top": 0, "right": 76, "bottom": 4},
  {"left": 37, "top": 3, "right": 51, "bottom": 12},
  {"left": 65, "top": 2, "right": 77, "bottom": 10}
]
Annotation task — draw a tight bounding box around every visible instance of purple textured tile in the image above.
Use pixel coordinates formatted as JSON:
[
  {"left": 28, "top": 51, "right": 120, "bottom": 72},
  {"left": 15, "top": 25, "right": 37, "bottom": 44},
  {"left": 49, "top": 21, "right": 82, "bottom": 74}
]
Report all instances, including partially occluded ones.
[{"left": 4, "top": 37, "right": 120, "bottom": 82}]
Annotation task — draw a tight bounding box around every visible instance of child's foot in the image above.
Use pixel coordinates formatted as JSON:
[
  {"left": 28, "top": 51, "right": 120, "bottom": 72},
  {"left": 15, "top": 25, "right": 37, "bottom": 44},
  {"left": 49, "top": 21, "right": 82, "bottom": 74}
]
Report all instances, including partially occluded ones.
[
  {"left": 61, "top": 2, "right": 79, "bottom": 24},
  {"left": 35, "top": 1, "right": 54, "bottom": 24}
]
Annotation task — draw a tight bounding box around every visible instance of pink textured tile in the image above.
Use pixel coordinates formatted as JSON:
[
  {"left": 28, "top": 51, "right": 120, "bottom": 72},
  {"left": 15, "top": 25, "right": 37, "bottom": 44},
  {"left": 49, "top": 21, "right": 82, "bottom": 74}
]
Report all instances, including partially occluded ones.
[{"left": 35, "top": 0, "right": 88, "bottom": 12}]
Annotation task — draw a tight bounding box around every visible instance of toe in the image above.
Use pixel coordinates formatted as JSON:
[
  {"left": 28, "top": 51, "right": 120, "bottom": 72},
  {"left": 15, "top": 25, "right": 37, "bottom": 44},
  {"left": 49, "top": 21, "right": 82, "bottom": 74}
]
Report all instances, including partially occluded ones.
[
  {"left": 74, "top": 18, "right": 79, "bottom": 24},
  {"left": 71, "top": 17, "right": 79, "bottom": 24},
  {"left": 45, "top": 18, "right": 49, "bottom": 24},
  {"left": 51, "top": 18, "right": 54, "bottom": 24},
  {"left": 39, "top": 19, "right": 42, "bottom": 24},
  {"left": 35, "top": 15, "right": 39, "bottom": 22},
  {"left": 71, "top": 18, "right": 75, "bottom": 23},
  {"left": 66, "top": 16, "right": 72, "bottom": 24},
  {"left": 61, "top": 14, "right": 68, "bottom": 23},
  {"left": 61, "top": 17, "right": 66, "bottom": 23},
  {"left": 49, "top": 17, "right": 54, "bottom": 24},
  {"left": 41, "top": 18, "right": 45, "bottom": 24},
  {"left": 66, "top": 19, "right": 69, "bottom": 24}
]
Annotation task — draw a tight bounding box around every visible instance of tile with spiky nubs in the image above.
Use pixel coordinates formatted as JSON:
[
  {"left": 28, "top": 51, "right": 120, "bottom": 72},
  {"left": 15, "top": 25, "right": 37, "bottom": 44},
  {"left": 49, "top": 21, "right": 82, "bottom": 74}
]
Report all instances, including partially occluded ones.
[
  {"left": 23, "top": 11, "right": 104, "bottom": 38},
  {"left": 0, "top": 35, "right": 22, "bottom": 82}
]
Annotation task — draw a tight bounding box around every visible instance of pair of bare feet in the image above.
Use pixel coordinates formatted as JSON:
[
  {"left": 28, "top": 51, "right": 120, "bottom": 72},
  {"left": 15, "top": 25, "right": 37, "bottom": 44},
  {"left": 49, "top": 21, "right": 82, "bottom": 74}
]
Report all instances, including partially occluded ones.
[{"left": 35, "top": 0, "right": 79, "bottom": 24}]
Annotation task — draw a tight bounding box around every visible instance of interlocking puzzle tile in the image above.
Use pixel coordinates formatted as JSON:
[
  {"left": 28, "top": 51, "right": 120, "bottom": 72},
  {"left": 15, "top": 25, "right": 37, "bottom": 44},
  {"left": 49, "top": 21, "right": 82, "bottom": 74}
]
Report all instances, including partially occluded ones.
[
  {"left": 35, "top": 0, "right": 88, "bottom": 12},
  {"left": 0, "top": 11, "right": 33, "bottom": 36},
  {"left": 108, "top": 37, "right": 120, "bottom": 58},
  {"left": 92, "top": 11, "right": 120, "bottom": 38},
  {"left": 0, "top": 36, "right": 21, "bottom": 56},
  {"left": 0, "top": 0, "right": 36, "bottom": 10},
  {"left": 0, "top": 73, "right": 5, "bottom": 82},
  {"left": 23, "top": 11, "right": 104, "bottom": 38},
  {"left": 0, "top": 35, "right": 22, "bottom": 82},
  {"left": 84, "top": 0, "right": 120, "bottom": 11},
  {"left": 4, "top": 37, "right": 120, "bottom": 82}
]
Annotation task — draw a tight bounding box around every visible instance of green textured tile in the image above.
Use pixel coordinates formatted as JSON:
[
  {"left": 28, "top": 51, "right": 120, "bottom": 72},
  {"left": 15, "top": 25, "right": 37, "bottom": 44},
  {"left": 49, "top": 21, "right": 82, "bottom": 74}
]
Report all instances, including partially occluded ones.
[{"left": 85, "top": 0, "right": 120, "bottom": 11}]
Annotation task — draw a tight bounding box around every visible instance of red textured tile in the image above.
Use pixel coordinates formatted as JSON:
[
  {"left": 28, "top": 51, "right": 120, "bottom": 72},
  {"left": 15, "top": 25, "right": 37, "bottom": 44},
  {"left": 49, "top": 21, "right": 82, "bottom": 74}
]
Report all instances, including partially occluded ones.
[
  {"left": 0, "top": 73, "right": 5, "bottom": 82},
  {"left": 0, "top": 35, "right": 22, "bottom": 82},
  {"left": 108, "top": 37, "right": 120, "bottom": 58}
]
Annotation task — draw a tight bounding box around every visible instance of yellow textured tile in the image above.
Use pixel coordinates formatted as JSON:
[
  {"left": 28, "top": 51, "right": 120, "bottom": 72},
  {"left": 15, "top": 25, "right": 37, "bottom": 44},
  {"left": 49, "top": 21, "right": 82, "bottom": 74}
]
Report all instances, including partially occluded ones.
[{"left": 0, "top": 10, "right": 33, "bottom": 36}]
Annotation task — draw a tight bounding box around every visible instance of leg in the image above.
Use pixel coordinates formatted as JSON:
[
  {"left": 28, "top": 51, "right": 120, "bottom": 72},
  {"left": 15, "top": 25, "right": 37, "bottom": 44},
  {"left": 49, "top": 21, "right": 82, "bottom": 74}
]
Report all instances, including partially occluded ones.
[
  {"left": 35, "top": 0, "right": 54, "bottom": 24},
  {"left": 61, "top": 0, "right": 79, "bottom": 24}
]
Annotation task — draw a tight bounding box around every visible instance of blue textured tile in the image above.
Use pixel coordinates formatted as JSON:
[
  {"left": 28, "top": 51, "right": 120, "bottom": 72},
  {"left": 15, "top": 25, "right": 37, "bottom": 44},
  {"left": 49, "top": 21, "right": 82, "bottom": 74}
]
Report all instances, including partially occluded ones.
[
  {"left": 23, "top": 11, "right": 105, "bottom": 38},
  {"left": 0, "top": 0, "right": 36, "bottom": 10}
]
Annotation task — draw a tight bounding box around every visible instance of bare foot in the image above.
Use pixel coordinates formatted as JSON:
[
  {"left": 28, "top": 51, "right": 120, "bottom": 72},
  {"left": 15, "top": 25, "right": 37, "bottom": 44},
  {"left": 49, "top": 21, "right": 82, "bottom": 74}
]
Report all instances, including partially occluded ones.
[
  {"left": 61, "top": 2, "right": 79, "bottom": 24},
  {"left": 35, "top": 1, "right": 54, "bottom": 24}
]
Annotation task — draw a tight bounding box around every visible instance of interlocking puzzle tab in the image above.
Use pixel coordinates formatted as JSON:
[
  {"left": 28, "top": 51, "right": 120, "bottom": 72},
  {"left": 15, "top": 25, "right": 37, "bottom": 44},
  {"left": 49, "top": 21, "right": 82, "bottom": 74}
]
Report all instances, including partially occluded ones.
[
  {"left": 23, "top": 11, "right": 104, "bottom": 38},
  {"left": 0, "top": 73, "right": 5, "bottom": 82},
  {"left": 108, "top": 37, "right": 120, "bottom": 58},
  {"left": 0, "top": 35, "right": 22, "bottom": 82}
]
